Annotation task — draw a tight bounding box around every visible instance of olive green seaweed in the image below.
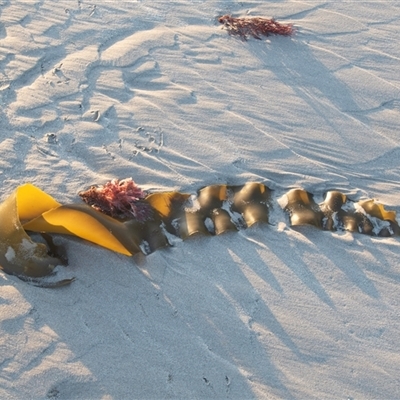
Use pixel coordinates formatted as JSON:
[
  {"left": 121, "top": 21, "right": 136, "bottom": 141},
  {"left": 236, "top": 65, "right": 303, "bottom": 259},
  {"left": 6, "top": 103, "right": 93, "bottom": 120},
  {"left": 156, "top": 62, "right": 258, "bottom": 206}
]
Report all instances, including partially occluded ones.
[
  {"left": 0, "top": 184, "right": 72, "bottom": 287},
  {"left": 284, "top": 189, "right": 400, "bottom": 236},
  {"left": 0, "top": 182, "right": 398, "bottom": 288}
]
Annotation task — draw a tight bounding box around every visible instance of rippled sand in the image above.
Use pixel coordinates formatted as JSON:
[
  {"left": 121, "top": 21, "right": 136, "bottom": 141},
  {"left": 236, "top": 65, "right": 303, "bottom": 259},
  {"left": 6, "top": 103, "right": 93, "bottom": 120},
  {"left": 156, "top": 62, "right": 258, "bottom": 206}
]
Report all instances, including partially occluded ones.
[{"left": 1, "top": 2, "right": 400, "bottom": 399}]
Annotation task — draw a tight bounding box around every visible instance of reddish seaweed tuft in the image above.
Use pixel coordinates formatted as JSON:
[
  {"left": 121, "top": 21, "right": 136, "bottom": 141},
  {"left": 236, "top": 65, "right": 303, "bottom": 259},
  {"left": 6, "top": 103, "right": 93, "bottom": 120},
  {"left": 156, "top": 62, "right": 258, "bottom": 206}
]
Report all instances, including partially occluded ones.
[
  {"left": 79, "top": 178, "right": 152, "bottom": 221},
  {"left": 218, "top": 15, "right": 294, "bottom": 40}
]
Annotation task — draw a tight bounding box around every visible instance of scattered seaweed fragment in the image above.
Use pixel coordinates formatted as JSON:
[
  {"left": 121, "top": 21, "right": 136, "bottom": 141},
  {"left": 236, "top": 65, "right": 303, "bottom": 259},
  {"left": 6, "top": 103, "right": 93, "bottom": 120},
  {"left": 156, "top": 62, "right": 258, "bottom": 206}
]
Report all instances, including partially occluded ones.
[{"left": 218, "top": 15, "right": 294, "bottom": 40}]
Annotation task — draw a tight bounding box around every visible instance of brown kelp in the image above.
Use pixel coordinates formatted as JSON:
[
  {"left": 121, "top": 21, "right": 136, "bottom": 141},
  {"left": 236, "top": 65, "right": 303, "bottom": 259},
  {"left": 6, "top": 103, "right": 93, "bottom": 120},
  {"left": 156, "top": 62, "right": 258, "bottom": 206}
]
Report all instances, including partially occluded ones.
[
  {"left": 282, "top": 189, "right": 400, "bottom": 236},
  {"left": 0, "top": 184, "right": 73, "bottom": 287},
  {"left": 0, "top": 180, "right": 399, "bottom": 287},
  {"left": 79, "top": 181, "right": 272, "bottom": 250},
  {"left": 218, "top": 15, "right": 294, "bottom": 40}
]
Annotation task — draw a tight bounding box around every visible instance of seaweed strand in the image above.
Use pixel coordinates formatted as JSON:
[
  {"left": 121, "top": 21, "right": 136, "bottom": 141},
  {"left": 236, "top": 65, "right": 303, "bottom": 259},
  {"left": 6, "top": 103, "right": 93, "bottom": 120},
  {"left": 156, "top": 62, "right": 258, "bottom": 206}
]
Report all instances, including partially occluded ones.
[{"left": 218, "top": 15, "right": 294, "bottom": 40}]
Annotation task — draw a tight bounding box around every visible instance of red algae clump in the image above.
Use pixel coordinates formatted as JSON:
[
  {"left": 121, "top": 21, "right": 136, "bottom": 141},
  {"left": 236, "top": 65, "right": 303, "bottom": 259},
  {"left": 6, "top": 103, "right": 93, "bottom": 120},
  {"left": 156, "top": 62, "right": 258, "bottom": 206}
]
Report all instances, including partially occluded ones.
[
  {"left": 79, "top": 178, "right": 152, "bottom": 221},
  {"left": 218, "top": 15, "right": 294, "bottom": 40}
]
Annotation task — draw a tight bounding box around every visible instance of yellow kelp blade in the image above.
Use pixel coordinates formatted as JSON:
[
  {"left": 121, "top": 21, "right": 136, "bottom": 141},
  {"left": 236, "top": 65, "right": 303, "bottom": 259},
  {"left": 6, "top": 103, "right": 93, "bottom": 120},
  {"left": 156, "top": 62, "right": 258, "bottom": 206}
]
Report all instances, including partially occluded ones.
[
  {"left": 285, "top": 188, "right": 313, "bottom": 206},
  {"left": 283, "top": 189, "right": 323, "bottom": 228},
  {"left": 23, "top": 204, "right": 136, "bottom": 256},
  {"left": 322, "top": 191, "right": 347, "bottom": 213},
  {"left": 233, "top": 182, "right": 270, "bottom": 210},
  {"left": 358, "top": 199, "right": 397, "bottom": 223},
  {"left": 0, "top": 185, "right": 64, "bottom": 279},
  {"left": 197, "top": 185, "right": 227, "bottom": 213},
  {"left": 16, "top": 183, "right": 61, "bottom": 220},
  {"left": 1, "top": 183, "right": 140, "bottom": 285},
  {"left": 145, "top": 192, "right": 190, "bottom": 219}
]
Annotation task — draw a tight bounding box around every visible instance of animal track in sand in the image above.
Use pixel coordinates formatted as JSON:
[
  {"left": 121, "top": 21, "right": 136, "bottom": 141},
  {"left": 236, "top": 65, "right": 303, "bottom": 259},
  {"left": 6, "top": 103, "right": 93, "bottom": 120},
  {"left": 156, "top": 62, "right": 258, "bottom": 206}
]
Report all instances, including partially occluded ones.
[{"left": 129, "top": 126, "right": 164, "bottom": 157}]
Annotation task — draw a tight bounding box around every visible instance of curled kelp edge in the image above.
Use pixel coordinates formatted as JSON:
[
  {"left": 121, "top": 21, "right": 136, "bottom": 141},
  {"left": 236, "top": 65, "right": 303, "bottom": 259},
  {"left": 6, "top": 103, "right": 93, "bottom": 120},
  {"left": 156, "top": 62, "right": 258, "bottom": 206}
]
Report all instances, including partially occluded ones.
[
  {"left": 0, "top": 184, "right": 74, "bottom": 287},
  {"left": 281, "top": 188, "right": 400, "bottom": 236}
]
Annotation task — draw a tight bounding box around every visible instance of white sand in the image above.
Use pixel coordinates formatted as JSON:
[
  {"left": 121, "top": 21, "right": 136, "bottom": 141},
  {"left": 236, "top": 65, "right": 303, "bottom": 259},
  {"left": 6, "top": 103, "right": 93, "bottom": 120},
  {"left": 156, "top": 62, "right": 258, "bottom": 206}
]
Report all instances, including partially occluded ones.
[{"left": 1, "top": 1, "right": 400, "bottom": 399}]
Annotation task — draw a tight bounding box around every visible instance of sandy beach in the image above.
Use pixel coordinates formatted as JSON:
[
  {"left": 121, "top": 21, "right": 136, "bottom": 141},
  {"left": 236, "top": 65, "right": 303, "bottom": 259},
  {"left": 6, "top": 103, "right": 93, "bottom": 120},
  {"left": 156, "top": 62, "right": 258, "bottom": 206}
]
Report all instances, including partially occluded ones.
[{"left": 1, "top": 1, "right": 400, "bottom": 399}]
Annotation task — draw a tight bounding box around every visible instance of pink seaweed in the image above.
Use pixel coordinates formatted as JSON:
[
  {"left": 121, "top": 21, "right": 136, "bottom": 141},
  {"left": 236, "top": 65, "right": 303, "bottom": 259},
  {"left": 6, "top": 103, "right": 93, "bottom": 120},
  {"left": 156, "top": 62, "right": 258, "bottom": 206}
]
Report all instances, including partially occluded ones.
[
  {"left": 79, "top": 178, "right": 152, "bottom": 222},
  {"left": 218, "top": 15, "right": 294, "bottom": 40}
]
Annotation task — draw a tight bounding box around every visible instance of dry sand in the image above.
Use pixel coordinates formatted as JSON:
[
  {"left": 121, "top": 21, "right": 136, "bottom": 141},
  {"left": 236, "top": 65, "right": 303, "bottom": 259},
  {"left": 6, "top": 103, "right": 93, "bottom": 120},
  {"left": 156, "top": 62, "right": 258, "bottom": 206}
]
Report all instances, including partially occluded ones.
[{"left": 1, "top": 1, "right": 400, "bottom": 399}]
